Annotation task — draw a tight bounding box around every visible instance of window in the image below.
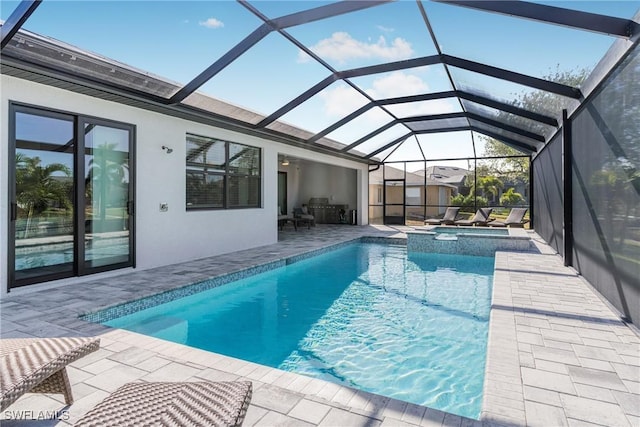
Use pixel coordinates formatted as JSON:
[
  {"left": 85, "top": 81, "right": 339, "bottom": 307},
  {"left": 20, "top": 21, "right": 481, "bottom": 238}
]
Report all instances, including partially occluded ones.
[
  {"left": 405, "top": 187, "right": 421, "bottom": 205},
  {"left": 186, "top": 134, "right": 261, "bottom": 209}
]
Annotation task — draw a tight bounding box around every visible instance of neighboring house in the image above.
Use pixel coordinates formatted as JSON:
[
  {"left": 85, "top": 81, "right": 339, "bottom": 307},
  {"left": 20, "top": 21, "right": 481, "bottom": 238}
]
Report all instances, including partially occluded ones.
[
  {"left": 419, "top": 166, "right": 530, "bottom": 206},
  {"left": 368, "top": 166, "right": 457, "bottom": 223},
  {"left": 416, "top": 166, "right": 469, "bottom": 192}
]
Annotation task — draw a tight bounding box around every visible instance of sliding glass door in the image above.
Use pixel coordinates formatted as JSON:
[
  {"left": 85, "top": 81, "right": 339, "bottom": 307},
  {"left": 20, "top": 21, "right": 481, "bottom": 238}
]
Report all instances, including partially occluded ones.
[{"left": 9, "top": 104, "right": 135, "bottom": 288}]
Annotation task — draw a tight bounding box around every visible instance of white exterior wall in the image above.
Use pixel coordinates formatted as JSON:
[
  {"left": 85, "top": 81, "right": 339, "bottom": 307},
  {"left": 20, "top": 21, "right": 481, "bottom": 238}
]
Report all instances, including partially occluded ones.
[
  {"left": 0, "top": 75, "right": 369, "bottom": 294},
  {"left": 298, "top": 162, "right": 357, "bottom": 208},
  {"left": 279, "top": 162, "right": 358, "bottom": 214}
]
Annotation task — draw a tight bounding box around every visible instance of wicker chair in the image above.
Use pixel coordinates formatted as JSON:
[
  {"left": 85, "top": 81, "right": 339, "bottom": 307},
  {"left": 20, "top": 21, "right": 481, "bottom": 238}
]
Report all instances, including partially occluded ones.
[
  {"left": 2, "top": 337, "right": 252, "bottom": 426},
  {"left": 1, "top": 337, "right": 100, "bottom": 411},
  {"left": 74, "top": 381, "right": 252, "bottom": 427}
]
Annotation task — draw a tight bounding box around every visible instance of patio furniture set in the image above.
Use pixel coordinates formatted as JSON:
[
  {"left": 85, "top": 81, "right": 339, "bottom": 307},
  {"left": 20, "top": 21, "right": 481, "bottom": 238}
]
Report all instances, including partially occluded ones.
[{"left": 278, "top": 206, "right": 316, "bottom": 231}]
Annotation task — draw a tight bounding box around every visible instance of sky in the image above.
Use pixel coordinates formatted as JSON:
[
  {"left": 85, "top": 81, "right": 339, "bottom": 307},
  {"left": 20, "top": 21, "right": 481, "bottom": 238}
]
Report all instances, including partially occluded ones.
[{"left": 2, "top": 0, "right": 638, "bottom": 166}]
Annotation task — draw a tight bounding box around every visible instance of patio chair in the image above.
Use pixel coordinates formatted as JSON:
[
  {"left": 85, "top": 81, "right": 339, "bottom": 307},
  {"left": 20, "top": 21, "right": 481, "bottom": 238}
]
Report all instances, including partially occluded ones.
[
  {"left": 74, "top": 381, "right": 252, "bottom": 427},
  {"left": 293, "top": 205, "right": 315, "bottom": 228},
  {"left": 278, "top": 205, "right": 296, "bottom": 230},
  {"left": 489, "top": 207, "right": 529, "bottom": 228},
  {"left": 425, "top": 207, "right": 460, "bottom": 225},
  {"left": 1, "top": 336, "right": 100, "bottom": 411},
  {"left": 454, "top": 208, "right": 494, "bottom": 226}
]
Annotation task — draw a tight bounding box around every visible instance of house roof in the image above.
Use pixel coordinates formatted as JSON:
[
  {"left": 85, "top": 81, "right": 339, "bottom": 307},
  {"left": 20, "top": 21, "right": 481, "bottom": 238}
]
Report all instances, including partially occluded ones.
[
  {"left": 1, "top": 1, "right": 638, "bottom": 164},
  {"left": 375, "top": 165, "right": 457, "bottom": 188},
  {"left": 420, "top": 165, "right": 468, "bottom": 185}
]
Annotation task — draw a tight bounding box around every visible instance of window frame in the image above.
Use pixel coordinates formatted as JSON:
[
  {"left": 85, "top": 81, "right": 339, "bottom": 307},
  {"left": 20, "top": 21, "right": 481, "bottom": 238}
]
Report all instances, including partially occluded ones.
[{"left": 186, "top": 133, "right": 262, "bottom": 210}]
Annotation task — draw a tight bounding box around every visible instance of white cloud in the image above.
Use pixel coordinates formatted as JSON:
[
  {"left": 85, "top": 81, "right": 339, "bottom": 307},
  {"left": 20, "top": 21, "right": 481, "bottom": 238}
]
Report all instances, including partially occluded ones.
[
  {"left": 376, "top": 25, "right": 394, "bottom": 33},
  {"left": 199, "top": 18, "right": 224, "bottom": 29},
  {"left": 297, "top": 50, "right": 313, "bottom": 64},
  {"left": 319, "top": 72, "right": 452, "bottom": 125},
  {"left": 366, "top": 71, "right": 428, "bottom": 99},
  {"left": 365, "top": 72, "right": 461, "bottom": 118},
  {"left": 298, "top": 32, "right": 413, "bottom": 64},
  {"left": 319, "top": 85, "right": 369, "bottom": 117}
]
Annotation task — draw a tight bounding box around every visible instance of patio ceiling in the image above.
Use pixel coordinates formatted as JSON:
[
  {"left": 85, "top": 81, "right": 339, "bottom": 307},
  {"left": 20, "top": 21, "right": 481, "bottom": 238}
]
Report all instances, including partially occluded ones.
[{"left": 1, "top": 0, "right": 638, "bottom": 164}]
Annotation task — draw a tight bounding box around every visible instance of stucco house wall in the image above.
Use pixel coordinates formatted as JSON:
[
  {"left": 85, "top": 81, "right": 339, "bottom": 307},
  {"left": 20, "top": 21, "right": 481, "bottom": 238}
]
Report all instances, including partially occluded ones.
[{"left": 1, "top": 74, "right": 369, "bottom": 293}]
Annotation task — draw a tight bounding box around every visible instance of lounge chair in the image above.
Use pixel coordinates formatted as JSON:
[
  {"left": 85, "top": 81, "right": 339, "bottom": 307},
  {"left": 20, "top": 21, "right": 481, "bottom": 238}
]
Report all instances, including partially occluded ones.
[
  {"left": 74, "top": 381, "right": 252, "bottom": 427},
  {"left": 1, "top": 337, "right": 100, "bottom": 410},
  {"left": 425, "top": 207, "right": 460, "bottom": 225},
  {"left": 454, "top": 208, "right": 494, "bottom": 226},
  {"left": 489, "top": 207, "right": 529, "bottom": 228}
]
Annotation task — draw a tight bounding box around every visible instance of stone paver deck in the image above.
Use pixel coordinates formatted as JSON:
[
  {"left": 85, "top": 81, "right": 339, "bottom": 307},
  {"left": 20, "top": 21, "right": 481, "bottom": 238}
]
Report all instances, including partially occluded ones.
[{"left": 1, "top": 225, "right": 638, "bottom": 426}]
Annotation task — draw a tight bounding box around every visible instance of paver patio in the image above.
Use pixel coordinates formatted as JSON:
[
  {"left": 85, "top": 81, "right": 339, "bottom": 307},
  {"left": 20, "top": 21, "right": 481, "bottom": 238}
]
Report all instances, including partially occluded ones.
[{"left": 1, "top": 225, "right": 638, "bottom": 426}]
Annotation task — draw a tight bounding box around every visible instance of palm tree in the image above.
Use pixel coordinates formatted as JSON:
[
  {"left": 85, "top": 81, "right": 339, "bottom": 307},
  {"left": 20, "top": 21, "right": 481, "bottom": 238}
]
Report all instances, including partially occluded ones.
[
  {"left": 500, "top": 187, "right": 524, "bottom": 206},
  {"left": 85, "top": 143, "right": 130, "bottom": 231},
  {"left": 476, "top": 176, "right": 504, "bottom": 204},
  {"left": 15, "top": 154, "right": 71, "bottom": 238}
]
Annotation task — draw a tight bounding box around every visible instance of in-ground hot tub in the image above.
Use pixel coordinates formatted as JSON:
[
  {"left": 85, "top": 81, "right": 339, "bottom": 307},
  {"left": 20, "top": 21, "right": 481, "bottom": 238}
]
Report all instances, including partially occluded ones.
[{"left": 408, "top": 226, "right": 532, "bottom": 256}]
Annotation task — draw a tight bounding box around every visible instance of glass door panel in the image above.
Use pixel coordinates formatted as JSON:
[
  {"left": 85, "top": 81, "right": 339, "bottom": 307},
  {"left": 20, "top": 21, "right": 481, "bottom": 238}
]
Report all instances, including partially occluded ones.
[
  {"left": 83, "top": 122, "right": 132, "bottom": 270},
  {"left": 13, "top": 111, "right": 75, "bottom": 284}
]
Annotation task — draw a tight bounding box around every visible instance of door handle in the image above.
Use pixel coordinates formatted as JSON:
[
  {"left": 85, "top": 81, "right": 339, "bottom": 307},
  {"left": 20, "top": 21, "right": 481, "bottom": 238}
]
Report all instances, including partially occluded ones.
[
  {"left": 127, "top": 201, "right": 135, "bottom": 215},
  {"left": 10, "top": 203, "right": 17, "bottom": 221}
]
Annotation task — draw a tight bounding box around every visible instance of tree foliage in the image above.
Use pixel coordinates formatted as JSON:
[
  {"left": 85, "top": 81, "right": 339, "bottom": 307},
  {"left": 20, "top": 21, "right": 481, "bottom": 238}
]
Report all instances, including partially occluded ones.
[
  {"left": 450, "top": 193, "right": 488, "bottom": 212},
  {"left": 15, "top": 154, "right": 71, "bottom": 238},
  {"left": 16, "top": 154, "right": 71, "bottom": 213},
  {"left": 476, "top": 176, "right": 503, "bottom": 200},
  {"left": 481, "top": 141, "right": 530, "bottom": 184},
  {"left": 86, "top": 143, "right": 130, "bottom": 219},
  {"left": 480, "top": 67, "right": 591, "bottom": 184},
  {"left": 500, "top": 187, "right": 525, "bottom": 206}
]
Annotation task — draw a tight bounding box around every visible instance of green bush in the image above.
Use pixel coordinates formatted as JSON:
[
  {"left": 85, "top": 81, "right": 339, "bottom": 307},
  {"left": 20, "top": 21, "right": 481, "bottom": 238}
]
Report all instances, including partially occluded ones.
[
  {"left": 500, "top": 187, "right": 525, "bottom": 206},
  {"left": 450, "top": 194, "right": 488, "bottom": 213}
]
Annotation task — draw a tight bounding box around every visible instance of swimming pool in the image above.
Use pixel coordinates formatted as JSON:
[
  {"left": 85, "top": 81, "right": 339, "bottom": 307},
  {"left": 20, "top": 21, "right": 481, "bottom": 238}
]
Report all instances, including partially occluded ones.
[{"left": 102, "top": 243, "right": 494, "bottom": 419}]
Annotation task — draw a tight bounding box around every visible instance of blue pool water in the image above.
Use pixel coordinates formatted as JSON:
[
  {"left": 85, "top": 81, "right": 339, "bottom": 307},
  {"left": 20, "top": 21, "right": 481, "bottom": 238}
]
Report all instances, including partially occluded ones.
[{"left": 105, "top": 243, "right": 494, "bottom": 419}]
